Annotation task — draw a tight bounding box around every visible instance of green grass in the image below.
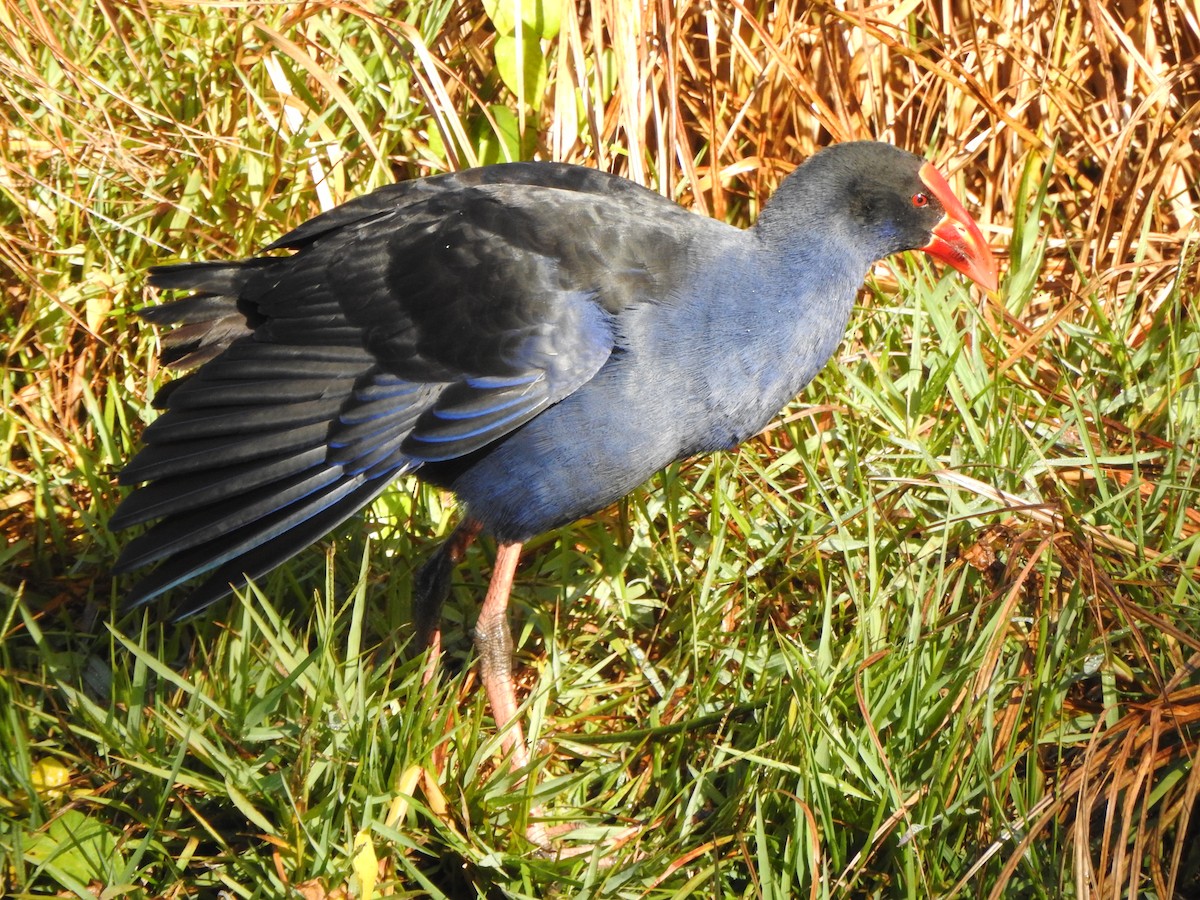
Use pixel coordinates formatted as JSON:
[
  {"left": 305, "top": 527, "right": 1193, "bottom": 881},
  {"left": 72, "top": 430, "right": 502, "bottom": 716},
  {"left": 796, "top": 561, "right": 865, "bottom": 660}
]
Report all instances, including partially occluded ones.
[{"left": 3, "top": 1, "right": 1200, "bottom": 897}]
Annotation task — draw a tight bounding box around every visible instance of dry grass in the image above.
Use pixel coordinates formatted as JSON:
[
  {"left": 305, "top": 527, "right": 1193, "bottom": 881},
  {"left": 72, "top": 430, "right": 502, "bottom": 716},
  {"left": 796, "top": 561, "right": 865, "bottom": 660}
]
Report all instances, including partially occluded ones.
[{"left": 3, "top": 0, "right": 1199, "bottom": 895}]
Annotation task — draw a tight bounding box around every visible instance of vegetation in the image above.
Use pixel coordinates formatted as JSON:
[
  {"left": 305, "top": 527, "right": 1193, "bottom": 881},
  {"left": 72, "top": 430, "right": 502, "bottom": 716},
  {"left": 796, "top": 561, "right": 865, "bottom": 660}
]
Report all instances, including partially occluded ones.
[{"left": 2, "top": 0, "right": 1198, "bottom": 896}]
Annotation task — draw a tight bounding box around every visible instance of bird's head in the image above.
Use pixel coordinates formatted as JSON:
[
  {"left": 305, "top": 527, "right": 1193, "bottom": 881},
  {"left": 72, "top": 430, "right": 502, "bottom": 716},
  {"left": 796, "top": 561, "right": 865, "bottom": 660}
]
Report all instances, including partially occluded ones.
[{"left": 759, "top": 141, "right": 999, "bottom": 292}]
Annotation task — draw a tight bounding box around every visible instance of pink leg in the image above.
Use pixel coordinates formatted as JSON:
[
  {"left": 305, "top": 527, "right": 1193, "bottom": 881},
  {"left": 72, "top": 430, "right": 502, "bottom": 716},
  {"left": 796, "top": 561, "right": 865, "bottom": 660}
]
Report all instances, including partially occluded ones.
[
  {"left": 474, "top": 541, "right": 529, "bottom": 767},
  {"left": 474, "top": 541, "right": 558, "bottom": 848},
  {"left": 473, "top": 542, "right": 647, "bottom": 855},
  {"left": 416, "top": 519, "right": 482, "bottom": 686}
]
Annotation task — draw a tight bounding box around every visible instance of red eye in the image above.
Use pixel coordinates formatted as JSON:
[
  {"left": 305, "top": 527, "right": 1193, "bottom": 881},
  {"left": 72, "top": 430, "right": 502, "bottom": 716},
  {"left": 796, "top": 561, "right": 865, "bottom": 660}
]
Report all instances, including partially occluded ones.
[{"left": 912, "top": 192, "right": 930, "bottom": 208}]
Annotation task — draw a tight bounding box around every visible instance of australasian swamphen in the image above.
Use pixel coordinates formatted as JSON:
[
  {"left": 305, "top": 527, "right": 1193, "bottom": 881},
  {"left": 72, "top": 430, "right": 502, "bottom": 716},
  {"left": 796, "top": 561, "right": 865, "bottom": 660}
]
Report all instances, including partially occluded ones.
[{"left": 112, "top": 141, "right": 998, "bottom": 788}]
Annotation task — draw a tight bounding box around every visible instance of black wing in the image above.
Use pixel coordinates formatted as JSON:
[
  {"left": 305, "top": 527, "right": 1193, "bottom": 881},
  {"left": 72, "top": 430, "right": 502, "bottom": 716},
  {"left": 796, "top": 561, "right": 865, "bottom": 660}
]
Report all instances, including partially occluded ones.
[{"left": 113, "top": 163, "right": 698, "bottom": 615}]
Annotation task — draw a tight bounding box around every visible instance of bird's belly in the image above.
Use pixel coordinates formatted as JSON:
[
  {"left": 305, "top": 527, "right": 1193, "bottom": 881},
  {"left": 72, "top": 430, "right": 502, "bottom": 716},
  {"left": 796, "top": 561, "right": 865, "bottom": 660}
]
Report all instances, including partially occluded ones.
[
  {"left": 436, "top": 272, "right": 850, "bottom": 542},
  {"left": 440, "top": 363, "right": 796, "bottom": 542},
  {"left": 441, "top": 368, "right": 700, "bottom": 542}
]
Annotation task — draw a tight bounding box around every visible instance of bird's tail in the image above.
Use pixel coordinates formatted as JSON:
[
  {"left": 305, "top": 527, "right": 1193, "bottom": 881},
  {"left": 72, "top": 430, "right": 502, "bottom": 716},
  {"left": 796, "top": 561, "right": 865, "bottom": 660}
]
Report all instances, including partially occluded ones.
[
  {"left": 139, "top": 261, "right": 274, "bottom": 370},
  {"left": 114, "top": 261, "right": 423, "bottom": 618}
]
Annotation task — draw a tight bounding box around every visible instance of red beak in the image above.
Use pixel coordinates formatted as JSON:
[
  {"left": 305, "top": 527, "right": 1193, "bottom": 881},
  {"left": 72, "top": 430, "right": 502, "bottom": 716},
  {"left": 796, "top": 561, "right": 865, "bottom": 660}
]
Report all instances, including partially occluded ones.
[{"left": 917, "top": 162, "right": 998, "bottom": 292}]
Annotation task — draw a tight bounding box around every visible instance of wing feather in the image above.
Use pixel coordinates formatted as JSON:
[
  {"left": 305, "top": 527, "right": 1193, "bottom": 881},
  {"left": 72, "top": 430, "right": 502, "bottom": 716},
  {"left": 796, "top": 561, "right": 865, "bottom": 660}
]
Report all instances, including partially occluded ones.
[{"left": 119, "top": 162, "right": 703, "bottom": 612}]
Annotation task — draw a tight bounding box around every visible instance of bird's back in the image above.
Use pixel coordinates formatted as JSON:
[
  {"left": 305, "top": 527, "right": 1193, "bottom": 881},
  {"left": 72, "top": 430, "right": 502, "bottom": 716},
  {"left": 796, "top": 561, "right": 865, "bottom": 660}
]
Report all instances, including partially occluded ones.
[{"left": 113, "top": 162, "right": 736, "bottom": 613}]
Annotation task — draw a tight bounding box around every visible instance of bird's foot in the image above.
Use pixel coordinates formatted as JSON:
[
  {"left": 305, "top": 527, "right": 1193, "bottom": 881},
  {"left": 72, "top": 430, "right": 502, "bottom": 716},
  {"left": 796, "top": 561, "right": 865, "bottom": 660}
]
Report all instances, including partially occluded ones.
[{"left": 525, "top": 817, "right": 645, "bottom": 863}]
